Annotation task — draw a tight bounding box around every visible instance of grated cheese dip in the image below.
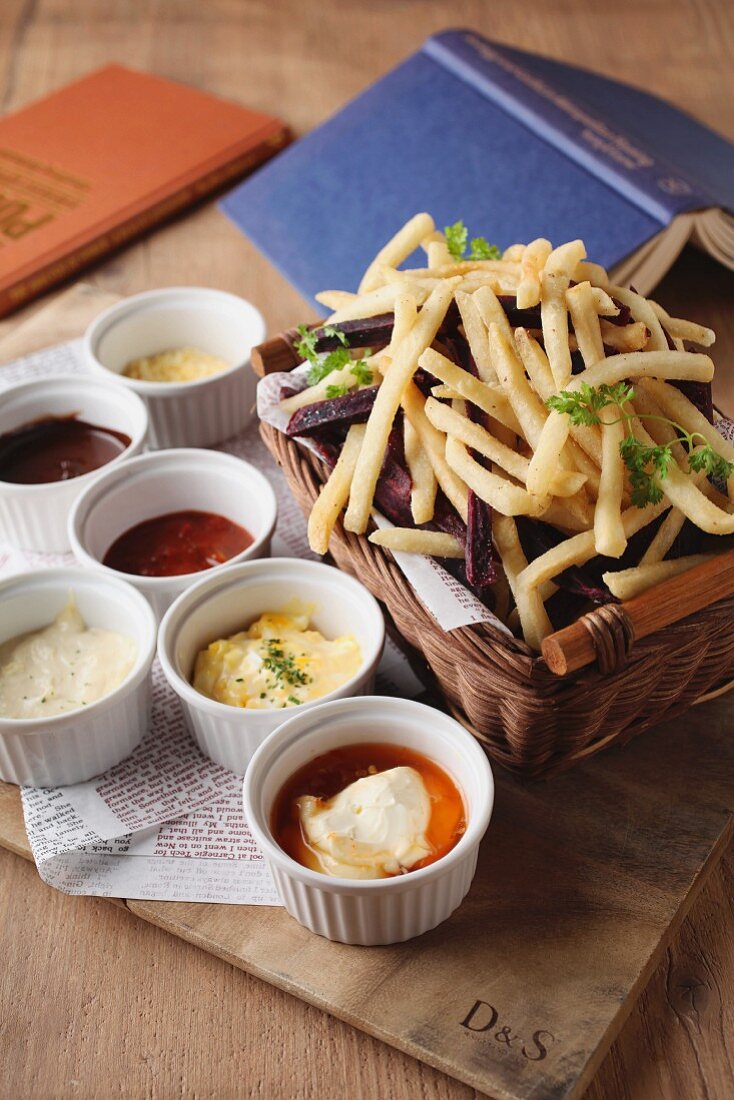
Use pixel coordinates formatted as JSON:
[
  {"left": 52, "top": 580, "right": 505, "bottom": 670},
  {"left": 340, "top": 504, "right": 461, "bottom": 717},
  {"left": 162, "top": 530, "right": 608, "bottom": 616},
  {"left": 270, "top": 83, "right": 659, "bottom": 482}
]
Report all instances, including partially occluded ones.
[{"left": 123, "top": 346, "right": 230, "bottom": 384}]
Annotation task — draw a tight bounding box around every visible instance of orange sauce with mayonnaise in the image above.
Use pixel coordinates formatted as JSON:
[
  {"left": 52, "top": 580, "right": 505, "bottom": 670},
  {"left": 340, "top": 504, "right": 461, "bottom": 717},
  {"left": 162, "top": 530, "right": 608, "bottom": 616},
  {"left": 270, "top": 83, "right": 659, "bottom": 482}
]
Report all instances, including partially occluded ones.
[{"left": 271, "top": 742, "right": 466, "bottom": 877}]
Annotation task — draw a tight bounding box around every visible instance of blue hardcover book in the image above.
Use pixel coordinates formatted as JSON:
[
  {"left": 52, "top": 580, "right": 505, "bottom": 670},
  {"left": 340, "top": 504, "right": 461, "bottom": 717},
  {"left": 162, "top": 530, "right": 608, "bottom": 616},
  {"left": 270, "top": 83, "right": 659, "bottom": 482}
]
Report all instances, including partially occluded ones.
[{"left": 221, "top": 28, "right": 734, "bottom": 310}]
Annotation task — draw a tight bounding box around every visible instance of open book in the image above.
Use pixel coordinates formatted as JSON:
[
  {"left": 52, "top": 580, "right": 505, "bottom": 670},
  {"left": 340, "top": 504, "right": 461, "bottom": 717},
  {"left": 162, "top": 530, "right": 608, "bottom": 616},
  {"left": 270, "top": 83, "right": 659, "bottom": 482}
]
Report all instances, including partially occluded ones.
[{"left": 222, "top": 29, "right": 734, "bottom": 306}]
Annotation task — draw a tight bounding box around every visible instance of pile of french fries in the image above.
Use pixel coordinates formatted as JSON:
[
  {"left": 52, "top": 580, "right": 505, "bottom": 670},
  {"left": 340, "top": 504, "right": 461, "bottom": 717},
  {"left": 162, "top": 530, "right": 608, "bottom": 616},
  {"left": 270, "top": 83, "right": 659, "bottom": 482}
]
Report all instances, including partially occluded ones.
[{"left": 276, "top": 213, "right": 734, "bottom": 651}]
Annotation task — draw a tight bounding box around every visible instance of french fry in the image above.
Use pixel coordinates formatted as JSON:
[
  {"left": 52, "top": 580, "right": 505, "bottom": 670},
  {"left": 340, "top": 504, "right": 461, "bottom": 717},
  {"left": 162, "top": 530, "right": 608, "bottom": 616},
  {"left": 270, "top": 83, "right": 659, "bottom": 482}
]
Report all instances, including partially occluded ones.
[
  {"left": 307, "top": 424, "right": 366, "bottom": 555},
  {"left": 358, "top": 213, "right": 435, "bottom": 294},
  {"left": 473, "top": 284, "right": 514, "bottom": 343},
  {"left": 400, "top": 260, "right": 520, "bottom": 278},
  {"left": 488, "top": 323, "right": 548, "bottom": 446},
  {"left": 327, "top": 281, "right": 429, "bottom": 324},
  {"left": 524, "top": 323, "right": 648, "bottom": 354},
  {"left": 519, "top": 497, "right": 669, "bottom": 591},
  {"left": 280, "top": 360, "right": 360, "bottom": 415},
  {"left": 514, "top": 328, "right": 604, "bottom": 484},
  {"left": 526, "top": 410, "right": 572, "bottom": 497},
  {"left": 577, "top": 261, "right": 611, "bottom": 289},
  {"left": 455, "top": 290, "right": 494, "bottom": 381},
  {"left": 602, "top": 555, "right": 715, "bottom": 601},
  {"left": 540, "top": 270, "right": 573, "bottom": 387},
  {"left": 627, "top": 417, "right": 734, "bottom": 535},
  {"left": 503, "top": 243, "right": 525, "bottom": 262},
  {"left": 590, "top": 286, "right": 619, "bottom": 316},
  {"left": 314, "top": 290, "right": 357, "bottom": 310},
  {"left": 344, "top": 279, "right": 458, "bottom": 534},
  {"left": 594, "top": 404, "right": 627, "bottom": 557},
  {"left": 381, "top": 267, "right": 505, "bottom": 295},
  {"left": 418, "top": 346, "right": 522, "bottom": 434},
  {"left": 649, "top": 302, "right": 715, "bottom": 347},
  {"left": 445, "top": 437, "right": 548, "bottom": 517},
  {"left": 637, "top": 377, "right": 734, "bottom": 497},
  {"left": 598, "top": 320, "right": 648, "bottom": 352},
  {"left": 516, "top": 237, "right": 552, "bottom": 309},
  {"left": 608, "top": 285, "right": 667, "bottom": 350},
  {"left": 390, "top": 292, "right": 418, "bottom": 351},
  {"left": 369, "top": 527, "right": 465, "bottom": 558},
  {"left": 541, "top": 497, "right": 595, "bottom": 533},
  {"left": 639, "top": 468, "right": 709, "bottom": 565},
  {"left": 493, "top": 513, "right": 553, "bottom": 650},
  {"left": 421, "top": 229, "right": 445, "bottom": 255},
  {"left": 566, "top": 281, "right": 604, "bottom": 367},
  {"left": 427, "top": 238, "right": 453, "bottom": 268},
  {"left": 403, "top": 416, "right": 437, "bottom": 524},
  {"left": 402, "top": 383, "right": 468, "bottom": 522},
  {"left": 628, "top": 386, "right": 687, "bottom": 466},
  {"left": 538, "top": 240, "right": 587, "bottom": 389},
  {"left": 425, "top": 397, "right": 585, "bottom": 497},
  {"left": 568, "top": 349, "right": 714, "bottom": 393}
]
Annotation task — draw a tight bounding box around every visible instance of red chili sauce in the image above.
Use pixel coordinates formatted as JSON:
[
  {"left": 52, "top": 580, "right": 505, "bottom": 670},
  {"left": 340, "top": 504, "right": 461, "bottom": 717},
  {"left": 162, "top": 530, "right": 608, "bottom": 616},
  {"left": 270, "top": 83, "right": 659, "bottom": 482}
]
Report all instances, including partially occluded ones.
[
  {"left": 0, "top": 414, "right": 130, "bottom": 484},
  {"left": 103, "top": 510, "right": 253, "bottom": 578}
]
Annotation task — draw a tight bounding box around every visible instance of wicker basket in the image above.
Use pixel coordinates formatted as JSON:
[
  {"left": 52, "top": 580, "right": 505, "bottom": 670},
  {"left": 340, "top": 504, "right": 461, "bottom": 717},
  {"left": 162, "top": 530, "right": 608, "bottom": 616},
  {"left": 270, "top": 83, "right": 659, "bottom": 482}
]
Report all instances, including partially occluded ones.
[{"left": 255, "top": 332, "right": 734, "bottom": 778}]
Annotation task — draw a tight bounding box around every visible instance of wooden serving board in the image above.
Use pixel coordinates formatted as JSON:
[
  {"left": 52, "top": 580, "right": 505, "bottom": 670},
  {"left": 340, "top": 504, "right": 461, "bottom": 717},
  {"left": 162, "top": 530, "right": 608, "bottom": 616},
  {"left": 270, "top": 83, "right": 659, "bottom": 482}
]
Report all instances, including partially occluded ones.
[
  {"left": 2, "top": 285, "right": 734, "bottom": 1100},
  {"left": 2, "top": 692, "right": 734, "bottom": 1100}
]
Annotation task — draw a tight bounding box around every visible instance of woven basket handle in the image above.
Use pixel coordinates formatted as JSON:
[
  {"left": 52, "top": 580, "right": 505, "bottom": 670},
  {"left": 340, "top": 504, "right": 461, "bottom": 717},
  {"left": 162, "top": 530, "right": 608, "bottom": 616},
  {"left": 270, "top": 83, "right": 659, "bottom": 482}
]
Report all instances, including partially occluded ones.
[{"left": 542, "top": 546, "right": 734, "bottom": 675}]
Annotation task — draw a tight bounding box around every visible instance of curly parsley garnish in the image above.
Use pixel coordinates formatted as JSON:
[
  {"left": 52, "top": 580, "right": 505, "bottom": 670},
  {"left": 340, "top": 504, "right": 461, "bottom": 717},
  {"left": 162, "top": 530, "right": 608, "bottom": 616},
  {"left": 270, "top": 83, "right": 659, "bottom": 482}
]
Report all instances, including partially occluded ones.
[
  {"left": 444, "top": 220, "right": 502, "bottom": 262},
  {"left": 261, "top": 638, "right": 311, "bottom": 689},
  {"left": 547, "top": 382, "right": 733, "bottom": 508},
  {"left": 294, "top": 325, "right": 372, "bottom": 388}
]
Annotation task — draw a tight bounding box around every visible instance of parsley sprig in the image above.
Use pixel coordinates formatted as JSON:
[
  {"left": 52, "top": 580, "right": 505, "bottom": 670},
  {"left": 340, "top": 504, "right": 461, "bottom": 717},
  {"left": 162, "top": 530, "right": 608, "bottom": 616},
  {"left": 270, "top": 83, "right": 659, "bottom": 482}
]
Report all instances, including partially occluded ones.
[
  {"left": 444, "top": 220, "right": 502, "bottom": 262},
  {"left": 295, "top": 324, "right": 373, "bottom": 389},
  {"left": 547, "top": 382, "right": 733, "bottom": 507}
]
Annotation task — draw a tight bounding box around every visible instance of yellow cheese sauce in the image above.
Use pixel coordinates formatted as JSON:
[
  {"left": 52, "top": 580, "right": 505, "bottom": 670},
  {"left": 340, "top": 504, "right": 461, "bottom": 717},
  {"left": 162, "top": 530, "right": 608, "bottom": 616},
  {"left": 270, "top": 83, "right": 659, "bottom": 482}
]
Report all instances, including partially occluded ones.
[
  {"left": 123, "top": 346, "right": 230, "bottom": 383},
  {"left": 192, "top": 610, "right": 361, "bottom": 710},
  {"left": 0, "top": 600, "right": 137, "bottom": 720}
]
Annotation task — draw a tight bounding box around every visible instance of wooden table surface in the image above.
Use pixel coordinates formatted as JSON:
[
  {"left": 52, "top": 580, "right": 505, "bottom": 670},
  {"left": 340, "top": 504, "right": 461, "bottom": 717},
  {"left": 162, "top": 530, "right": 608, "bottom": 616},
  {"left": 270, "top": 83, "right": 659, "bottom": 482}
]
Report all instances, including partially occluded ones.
[{"left": 1, "top": 1, "right": 733, "bottom": 1097}]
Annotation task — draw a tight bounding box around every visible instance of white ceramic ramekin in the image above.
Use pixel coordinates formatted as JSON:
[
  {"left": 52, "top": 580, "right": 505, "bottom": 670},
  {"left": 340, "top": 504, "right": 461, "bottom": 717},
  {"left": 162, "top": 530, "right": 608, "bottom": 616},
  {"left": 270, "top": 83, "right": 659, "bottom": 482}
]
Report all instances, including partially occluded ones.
[
  {"left": 243, "top": 696, "right": 494, "bottom": 945},
  {"left": 0, "top": 567, "right": 157, "bottom": 787},
  {"left": 157, "top": 559, "right": 385, "bottom": 775},
  {"left": 0, "top": 374, "right": 148, "bottom": 553},
  {"left": 68, "top": 448, "right": 278, "bottom": 620},
  {"left": 83, "top": 287, "right": 266, "bottom": 448}
]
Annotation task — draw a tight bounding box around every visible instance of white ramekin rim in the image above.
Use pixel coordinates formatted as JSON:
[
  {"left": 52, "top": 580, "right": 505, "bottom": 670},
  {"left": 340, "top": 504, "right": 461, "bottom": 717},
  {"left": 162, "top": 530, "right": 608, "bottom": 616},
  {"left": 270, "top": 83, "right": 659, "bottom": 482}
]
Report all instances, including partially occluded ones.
[
  {"left": 0, "top": 373, "right": 148, "bottom": 493},
  {"left": 0, "top": 566, "right": 157, "bottom": 733},
  {"left": 242, "top": 695, "right": 495, "bottom": 893},
  {"left": 83, "top": 286, "right": 266, "bottom": 397},
  {"left": 67, "top": 448, "right": 278, "bottom": 590},
  {"left": 157, "top": 557, "right": 386, "bottom": 722}
]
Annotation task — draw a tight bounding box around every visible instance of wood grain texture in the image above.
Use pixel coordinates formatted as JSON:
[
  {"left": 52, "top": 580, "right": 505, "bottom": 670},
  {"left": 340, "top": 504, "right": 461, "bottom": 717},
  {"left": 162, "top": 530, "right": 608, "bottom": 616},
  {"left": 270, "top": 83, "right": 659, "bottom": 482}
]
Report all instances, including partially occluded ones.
[
  {"left": 0, "top": 1, "right": 733, "bottom": 1097},
  {"left": 2, "top": 690, "right": 734, "bottom": 1099}
]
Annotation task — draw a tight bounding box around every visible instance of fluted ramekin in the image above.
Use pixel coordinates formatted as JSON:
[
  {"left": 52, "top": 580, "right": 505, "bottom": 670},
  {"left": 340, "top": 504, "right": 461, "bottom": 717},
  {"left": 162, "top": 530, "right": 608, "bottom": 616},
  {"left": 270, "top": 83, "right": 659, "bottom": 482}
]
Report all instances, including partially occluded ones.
[
  {"left": 0, "top": 567, "right": 157, "bottom": 787},
  {"left": 157, "top": 559, "right": 385, "bottom": 775},
  {"left": 68, "top": 448, "right": 277, "bottom": 620},
  {"left": 243, "top": 696, "right": 494, "bottom": 945},
  {"left": 83, "top": 287, "right": 265, "bottom": 448},
  {"left": 0, "top": 374, "right": 148, "bottom": 552}
]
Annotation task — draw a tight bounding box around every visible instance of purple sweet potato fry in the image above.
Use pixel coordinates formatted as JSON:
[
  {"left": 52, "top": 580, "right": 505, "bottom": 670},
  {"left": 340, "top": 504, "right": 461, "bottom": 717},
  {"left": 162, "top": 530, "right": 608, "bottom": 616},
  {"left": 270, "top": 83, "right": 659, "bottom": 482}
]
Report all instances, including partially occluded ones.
[
  {"left": 286, "top": 385, "right": 379, "bottom": 438},
  {"left": 466, "top": 490, "right": 496, "bottom": 586},
  {"left": 311, "top": 315, "right": 394, "bottom": 351}
]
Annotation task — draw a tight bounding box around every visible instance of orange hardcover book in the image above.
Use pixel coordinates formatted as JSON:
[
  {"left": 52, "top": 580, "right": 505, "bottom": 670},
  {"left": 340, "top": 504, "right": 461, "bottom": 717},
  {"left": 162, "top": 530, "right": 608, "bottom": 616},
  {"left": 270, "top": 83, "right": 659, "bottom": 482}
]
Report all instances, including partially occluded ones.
[{"left": 0, "top": 65, "right": 289, "bottom": 315}]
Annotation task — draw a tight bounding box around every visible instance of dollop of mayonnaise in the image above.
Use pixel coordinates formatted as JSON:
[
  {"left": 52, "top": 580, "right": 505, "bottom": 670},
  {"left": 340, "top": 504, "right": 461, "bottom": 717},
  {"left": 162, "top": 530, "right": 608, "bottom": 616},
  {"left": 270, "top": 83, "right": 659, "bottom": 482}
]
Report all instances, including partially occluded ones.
[
  {"left": 0, "top": 599, "right": 136, "bottom": 720},
  {"left": 297, "top": 766, "right": 432, "bottom": 879}
]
